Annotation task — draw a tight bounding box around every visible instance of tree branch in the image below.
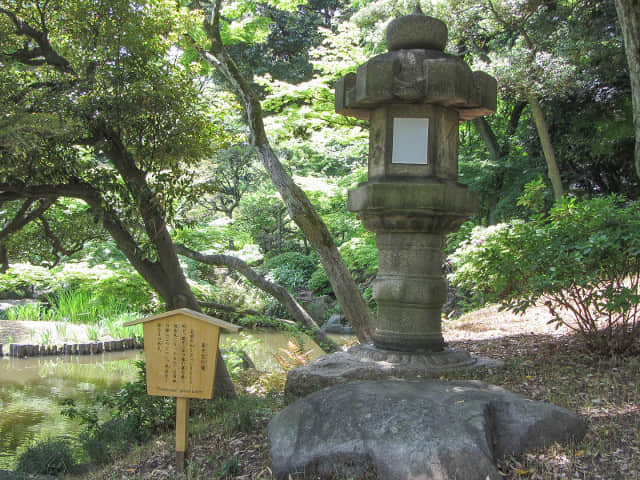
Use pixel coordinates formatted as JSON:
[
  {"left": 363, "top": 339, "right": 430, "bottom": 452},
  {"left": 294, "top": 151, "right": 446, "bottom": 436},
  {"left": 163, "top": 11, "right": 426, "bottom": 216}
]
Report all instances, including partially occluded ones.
[
  {"left": 198, "top": 2, "right": 374, "bottom": 342},
  {"left": 176, "top": 243, "right": 340, "bottom": 353},
  {"left": 472, "top": 118, "right": 501, "bottom": 161},
  {"left": 0, "top": 7, "right": 75, "bottom": 74},
  {"left": 199, "top": 300, "right": 263, "bottom": 317},
  {"left": 502, "top": 100, "right": 527, "bottom": 156},
  {"left": 38, "top": 214, "right": 87, "bottom": 259},
  {"left": 0, "top": 197, "right": 55, "bottom": 242}
]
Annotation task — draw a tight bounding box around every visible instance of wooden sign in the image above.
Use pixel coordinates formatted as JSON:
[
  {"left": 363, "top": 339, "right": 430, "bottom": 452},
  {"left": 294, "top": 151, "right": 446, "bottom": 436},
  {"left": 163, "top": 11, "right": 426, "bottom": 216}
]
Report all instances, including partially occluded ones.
[{"left": 124, "top": 308, "right": 240, "bottom": 470}]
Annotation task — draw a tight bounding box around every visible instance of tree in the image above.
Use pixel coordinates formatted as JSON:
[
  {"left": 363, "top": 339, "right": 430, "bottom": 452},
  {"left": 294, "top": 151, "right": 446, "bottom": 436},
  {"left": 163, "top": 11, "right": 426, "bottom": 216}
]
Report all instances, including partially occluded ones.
[
  {"left": 194, "top": 0, "right": 375, "bottom": 342},
  {"left": 197, "top": 143, "right": 259, "bottom": 219},
  {"left": 613, "top": 0, "right": 640, "bottom": 179},
  {"left": 0, "top": 198, "right": 105, "bottom": 269},
  {"left": 0, "top": 0, "right": 236, "bottom": 397},
  {"left": 467, "top": 0, "right": 574, "bottom": 201},
  {"left": 176, "top": 244, "right": 340, "bottom": 352}
]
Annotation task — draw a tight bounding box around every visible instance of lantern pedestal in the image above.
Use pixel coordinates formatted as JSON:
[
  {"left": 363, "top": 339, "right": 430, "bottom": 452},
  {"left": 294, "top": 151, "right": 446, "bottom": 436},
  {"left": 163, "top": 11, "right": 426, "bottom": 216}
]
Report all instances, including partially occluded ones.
[{"left": 349, "top": 180, "right": 476, "bottom": 352}]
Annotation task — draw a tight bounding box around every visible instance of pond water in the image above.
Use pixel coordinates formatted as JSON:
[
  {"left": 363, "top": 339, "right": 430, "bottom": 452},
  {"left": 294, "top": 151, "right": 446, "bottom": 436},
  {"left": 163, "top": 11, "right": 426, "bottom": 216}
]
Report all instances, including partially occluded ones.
[
  {"left": 0, "top": 329, "right": 350, "bottom": 470},
  {"left": 0, "top": 350, "right": 142, "bottom": 470}
]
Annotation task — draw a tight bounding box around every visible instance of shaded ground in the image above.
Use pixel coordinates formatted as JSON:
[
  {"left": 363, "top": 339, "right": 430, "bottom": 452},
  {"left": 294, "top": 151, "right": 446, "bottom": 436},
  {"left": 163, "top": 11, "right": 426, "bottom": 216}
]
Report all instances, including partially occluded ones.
[{"left": 74, "top": 305, "right": 640, "bottom": 479}]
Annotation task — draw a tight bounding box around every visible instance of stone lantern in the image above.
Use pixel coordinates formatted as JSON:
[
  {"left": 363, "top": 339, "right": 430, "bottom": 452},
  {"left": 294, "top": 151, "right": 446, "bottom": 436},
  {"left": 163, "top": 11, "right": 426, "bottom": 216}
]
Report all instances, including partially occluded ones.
[{"left": 336, "top": 9, "right": 496, "bottom": 358}]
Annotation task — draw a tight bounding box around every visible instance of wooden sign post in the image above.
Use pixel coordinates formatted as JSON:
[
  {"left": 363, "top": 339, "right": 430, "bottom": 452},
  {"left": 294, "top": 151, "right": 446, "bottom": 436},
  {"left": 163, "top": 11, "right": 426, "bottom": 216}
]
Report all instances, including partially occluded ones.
[{"left": 124, "top": 308, "right": 240, "bottom": 471}]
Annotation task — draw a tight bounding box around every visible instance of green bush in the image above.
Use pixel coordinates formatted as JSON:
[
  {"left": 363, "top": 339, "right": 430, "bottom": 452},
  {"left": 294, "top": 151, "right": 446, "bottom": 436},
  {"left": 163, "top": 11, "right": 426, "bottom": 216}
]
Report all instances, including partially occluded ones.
[
  {"left": 15, "top": 438, "right": 76, "bottom": 476},
  {"left": 264, "top": 252, "right": 317, "bottom": 291},
  {"left": 309, "top": 233, "right": 378, "bottom": 294},
  {"left": 449, "top": 196, "right": 640, "bottom": 354},
  {"left": 0, "top": 261, "right": 155, "bottom": 313}
]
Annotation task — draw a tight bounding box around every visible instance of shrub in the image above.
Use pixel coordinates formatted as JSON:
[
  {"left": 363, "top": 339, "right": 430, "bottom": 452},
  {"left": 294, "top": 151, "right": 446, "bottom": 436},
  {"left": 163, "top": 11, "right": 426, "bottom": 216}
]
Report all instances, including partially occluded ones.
[
  {"left": 0, "top": 261, "right": 155, "bottom": 312},
  {"left": 449, "top": 196, "right": 640, "bottom": 355},
  {"left": 309, "top": 233, "right": 378, "bottom": 294},
  {"left": 15, "top": 438, "right": 76, "bottom": 475},
  {"left": 264, "top": 252, "right": 317, "bottom": 291}
]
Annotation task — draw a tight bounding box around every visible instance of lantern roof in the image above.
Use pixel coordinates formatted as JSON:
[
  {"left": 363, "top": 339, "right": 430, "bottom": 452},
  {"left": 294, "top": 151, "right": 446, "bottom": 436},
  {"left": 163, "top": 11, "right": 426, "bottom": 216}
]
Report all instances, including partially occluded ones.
[{"left": 335, "top": 10, "right": 496, "bottom": 121}]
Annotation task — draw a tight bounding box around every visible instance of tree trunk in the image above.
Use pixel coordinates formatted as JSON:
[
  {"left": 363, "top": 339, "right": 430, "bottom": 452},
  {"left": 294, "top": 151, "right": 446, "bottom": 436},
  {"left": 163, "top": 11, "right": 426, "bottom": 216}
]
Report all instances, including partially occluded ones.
[
  {"left": 200, "top": 1, "right": 374, "bottom": 343},
  {"left": 0, "top": 244, "right": 8, "bottom": 273},
  {"left": 96, "top": 195, "right": 237, "bottom": 399},
  {"left": 472, "top": 117, "right": 501, "bottom": 161},
  {"left": 614, "top": 0, "right": 640, "bottom": 178},
  {"left": 528, "top": 94, "right": 564, "bottom": 201},
  {"left": 176, "top": 244, "right": 341, "bottom": 353}
]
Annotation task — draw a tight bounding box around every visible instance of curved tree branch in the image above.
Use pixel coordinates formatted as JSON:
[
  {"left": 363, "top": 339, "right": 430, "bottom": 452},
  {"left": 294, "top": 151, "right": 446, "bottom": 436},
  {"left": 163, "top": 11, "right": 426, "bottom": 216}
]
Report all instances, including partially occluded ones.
[
  {"left": 0, "top": 7, "right": 75, "bottom": 75},
  {"left": 176, "top": 243, "right": 340, "bottom": 353},
  {"left": 38, "top": 215, "right": 88, "bottom": 266},
  {"left": 198, "top": 1, "right": 374, "bottom": 343},
  {"left": 0, "top": 197, "right": 54, "bottom": 242}
]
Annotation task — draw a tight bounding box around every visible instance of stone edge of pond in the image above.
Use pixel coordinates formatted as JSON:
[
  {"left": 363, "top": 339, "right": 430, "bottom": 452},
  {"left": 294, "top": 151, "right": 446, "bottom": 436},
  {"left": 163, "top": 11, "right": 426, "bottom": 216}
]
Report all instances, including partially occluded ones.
[{"left": 0, "top": 338, "right": 142, "bottom": 358}]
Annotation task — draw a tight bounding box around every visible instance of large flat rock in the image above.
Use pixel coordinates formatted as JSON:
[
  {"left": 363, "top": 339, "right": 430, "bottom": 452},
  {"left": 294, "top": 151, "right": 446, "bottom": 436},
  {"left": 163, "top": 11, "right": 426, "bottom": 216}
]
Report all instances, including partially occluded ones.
[
  {"left": 285, "top": 345, "right": 501, "bottom": 399},
  {"left": 269, "top": 379, "right": 585, "bottom": 480}
]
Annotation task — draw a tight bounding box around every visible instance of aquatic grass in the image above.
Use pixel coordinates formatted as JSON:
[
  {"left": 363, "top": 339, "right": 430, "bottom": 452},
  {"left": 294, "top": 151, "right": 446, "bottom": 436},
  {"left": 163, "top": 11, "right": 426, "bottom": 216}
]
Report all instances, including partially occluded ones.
[
  {"left": 55, "top": 323, "right": 68, "bottom": 339},
  {"left": 38, "top": 329, "right": 54, "bottom": 347},
  {"left": 49, "top": 290, "right": 100, "bottom": 324},
  {"left": 99, "top": 312, "right": 143, "bottom": 340},
  {"left": 87, "top": 324, "right": 102, "bottom": 342},
  {"left": 5, "top": 303, "right": 47, "bottom": 322}
]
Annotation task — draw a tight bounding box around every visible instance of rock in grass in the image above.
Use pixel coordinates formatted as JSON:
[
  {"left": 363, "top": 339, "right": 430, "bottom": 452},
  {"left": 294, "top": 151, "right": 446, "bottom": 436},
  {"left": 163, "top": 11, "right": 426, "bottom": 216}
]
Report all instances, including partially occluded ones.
[{"left": 268, "top": 379, "right": 585, "bottom": 480}]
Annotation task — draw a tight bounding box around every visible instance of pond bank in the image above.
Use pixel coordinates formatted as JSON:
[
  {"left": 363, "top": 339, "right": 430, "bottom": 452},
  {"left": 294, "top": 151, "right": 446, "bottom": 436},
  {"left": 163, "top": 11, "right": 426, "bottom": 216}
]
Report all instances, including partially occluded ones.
[{"left": 0, "top": 320, "right": 142, "bottom": 358}]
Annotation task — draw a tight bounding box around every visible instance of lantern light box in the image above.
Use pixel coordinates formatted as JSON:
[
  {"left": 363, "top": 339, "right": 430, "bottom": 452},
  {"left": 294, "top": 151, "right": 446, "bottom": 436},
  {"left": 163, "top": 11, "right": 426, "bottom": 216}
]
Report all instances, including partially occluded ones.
[{"left": 392, "top": 117, "right": 429, "bottom": 165}]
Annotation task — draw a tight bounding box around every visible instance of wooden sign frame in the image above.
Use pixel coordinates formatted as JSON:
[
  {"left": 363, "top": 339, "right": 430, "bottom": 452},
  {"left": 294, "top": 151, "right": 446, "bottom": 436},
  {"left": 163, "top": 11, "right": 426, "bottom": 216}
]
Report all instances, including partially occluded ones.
[{"left": 125, "top": 308, "right": 240, "bottom": 471}]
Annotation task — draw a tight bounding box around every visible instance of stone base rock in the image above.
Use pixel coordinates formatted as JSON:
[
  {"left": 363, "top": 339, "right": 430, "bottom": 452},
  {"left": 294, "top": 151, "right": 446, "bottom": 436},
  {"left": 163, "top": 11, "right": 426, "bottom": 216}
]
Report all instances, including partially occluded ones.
[
  {"left": 269, "top": 379, "right": 585, "bottom": 480},
  {"left": 285, "top": 344, "right": 501, "bottom": 399}
]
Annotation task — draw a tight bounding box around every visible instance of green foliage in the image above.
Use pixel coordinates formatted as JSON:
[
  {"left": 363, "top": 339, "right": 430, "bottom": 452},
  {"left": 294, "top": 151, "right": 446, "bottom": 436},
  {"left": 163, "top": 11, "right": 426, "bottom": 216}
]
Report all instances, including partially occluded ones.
[
  {"left": 264, "top": 252, "right": 317, "bottom": 290},
  {"left": 61, "top": 360, "right": 175, "bottom": 465},
  {"left": 236, "top": 187, "right": 302, "bottom": 254},
  {"left": 15, "top": 438, "right": 76, "bottom": 476},
  {"left": 445, "top": 220, "right": 478, "bottom": 256},
  {"left": 3, "top": 199, "right": 106, "bottom": 268},
  {"left": 449, "top": 196, "right": 640, "bottom": 354},
  {"left": 309, "top": 232, "right": 378, "bottom": 294},
  {"left": 0, "top": 262, "right": 154, "bottom": 313},
  {"left": 203, "top": 395, "right": 271, "bottom": 435},
  {"left": 220, "top": 333, "right": 262, "bottom": 375},
  {"left": 448, "top": 222, "right": 518, "bottom": 307},
  {"left": 516, "top": 175, "right": 551, "bottom": 214},
  {"left": 258, "top": 21, "right": 370, "bottom": 177},
  {"left": 4, "top": 302, "right": 46, "bottom": 321}
]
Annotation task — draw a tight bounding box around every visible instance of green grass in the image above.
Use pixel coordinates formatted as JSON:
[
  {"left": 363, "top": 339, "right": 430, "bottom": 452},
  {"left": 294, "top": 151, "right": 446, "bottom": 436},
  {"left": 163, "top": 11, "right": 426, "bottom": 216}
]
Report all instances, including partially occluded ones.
[
  {"left": 5, "top": 303, "right": 46, "bottom": 321},
  {"left": 2, "top": 291, "right": 144, "bottom": 340}
]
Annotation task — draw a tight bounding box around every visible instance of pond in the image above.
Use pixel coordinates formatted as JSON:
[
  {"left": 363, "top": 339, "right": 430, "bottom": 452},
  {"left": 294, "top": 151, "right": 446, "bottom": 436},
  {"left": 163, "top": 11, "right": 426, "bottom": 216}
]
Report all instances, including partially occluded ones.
[
  {"left": 0, "top": 351, "right": 142, "bottom": 471},
  {"left": 0, "top": 329, "right": 349, "bottom": 470}
]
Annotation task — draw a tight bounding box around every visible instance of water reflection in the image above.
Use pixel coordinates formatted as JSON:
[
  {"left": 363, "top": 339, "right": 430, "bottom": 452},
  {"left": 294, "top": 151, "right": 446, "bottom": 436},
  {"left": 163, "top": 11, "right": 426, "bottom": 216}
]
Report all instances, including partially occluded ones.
[
  {"left": 219, "top": 330, "right": 350, "bottom": 371},
  {"left": 0, "top": 351, "right": 142, "bottom": 471}
]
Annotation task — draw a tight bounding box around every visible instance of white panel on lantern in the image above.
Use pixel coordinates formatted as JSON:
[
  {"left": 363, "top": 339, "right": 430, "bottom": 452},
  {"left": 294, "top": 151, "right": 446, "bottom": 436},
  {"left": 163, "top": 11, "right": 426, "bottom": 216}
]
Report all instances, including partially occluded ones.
[{"left": 392, "top": 117, "right": 429, "bottom": 165}]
